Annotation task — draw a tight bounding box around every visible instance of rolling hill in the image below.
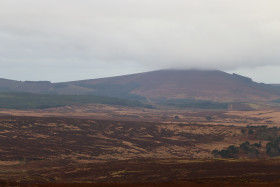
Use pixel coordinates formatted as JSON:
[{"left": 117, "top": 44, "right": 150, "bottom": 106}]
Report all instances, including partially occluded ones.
[
  {"left": 1, "top": 69, "right": 280, "bottom": 103},
  {"left": 68, "top": 69, "right": 280, "bottom": 102}
]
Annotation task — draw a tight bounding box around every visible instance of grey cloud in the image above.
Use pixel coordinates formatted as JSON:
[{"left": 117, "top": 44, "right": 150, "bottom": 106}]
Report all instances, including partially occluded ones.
[{"left": 0, "top": 0, "right": 280, "bottom": 82}]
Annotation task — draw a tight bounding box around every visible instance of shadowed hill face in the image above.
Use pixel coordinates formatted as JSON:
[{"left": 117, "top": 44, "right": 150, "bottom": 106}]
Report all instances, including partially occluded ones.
[
  {"left": 0, "top": 79, "right": 53, "bottom": 93},
  {"left": 0, "top": 70, "right": 280, "bottom": 102},
  {"left": 0, "top": 79, "right": 18, "bottom": 92},
  {"left": 70, "top": 70, "right": 280, "bottom": 102}
]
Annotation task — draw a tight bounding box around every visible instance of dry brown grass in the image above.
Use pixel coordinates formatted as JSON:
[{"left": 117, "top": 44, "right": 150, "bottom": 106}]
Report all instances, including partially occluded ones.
[
  {"left": 0, "top": 104, "right": 280, "bottom": 185},
  {"left": 1, "top": 104, "right": 280, "bottom": 128}
]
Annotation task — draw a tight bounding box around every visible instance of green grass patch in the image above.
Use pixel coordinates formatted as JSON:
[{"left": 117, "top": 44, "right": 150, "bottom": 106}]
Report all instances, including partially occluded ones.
[{"left": 0, "top": 92, "right": 153, "bottom": 109}]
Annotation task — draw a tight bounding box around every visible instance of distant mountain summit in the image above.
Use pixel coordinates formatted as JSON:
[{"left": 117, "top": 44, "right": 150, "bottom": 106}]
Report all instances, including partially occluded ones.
[{"left": 1, "top": 69, "right": 280, "bottom": 102}]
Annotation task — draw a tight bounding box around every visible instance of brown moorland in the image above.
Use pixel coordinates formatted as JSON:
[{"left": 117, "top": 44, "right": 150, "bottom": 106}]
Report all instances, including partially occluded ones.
[{"left": 0, "top": 105, "right": 280, "bottom": 186}]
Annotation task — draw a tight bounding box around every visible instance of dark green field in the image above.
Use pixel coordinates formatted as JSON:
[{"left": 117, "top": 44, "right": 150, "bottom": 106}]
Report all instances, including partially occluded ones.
[{"left": 0, "top": 93, "right": 152, "bottom": 109}]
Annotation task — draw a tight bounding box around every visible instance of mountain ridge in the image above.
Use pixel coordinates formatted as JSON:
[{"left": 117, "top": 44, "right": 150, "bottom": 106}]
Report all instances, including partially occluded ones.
[{"left": 0, "top": 69, "right": 279, "bottom": 102}]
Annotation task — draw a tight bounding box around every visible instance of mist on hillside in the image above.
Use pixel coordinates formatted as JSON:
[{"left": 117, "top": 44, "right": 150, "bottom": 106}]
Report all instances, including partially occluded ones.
[{"left": 1, "top": 0, "right": 280, "bottom": 82}]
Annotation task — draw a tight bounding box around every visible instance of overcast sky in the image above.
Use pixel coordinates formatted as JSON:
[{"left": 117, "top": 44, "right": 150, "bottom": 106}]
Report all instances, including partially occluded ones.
[{"left": 1, "top": 0, "right": 280, "bottom": 83}]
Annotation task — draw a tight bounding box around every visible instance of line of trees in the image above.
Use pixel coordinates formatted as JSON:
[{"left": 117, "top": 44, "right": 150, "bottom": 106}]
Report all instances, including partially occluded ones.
[{"left": 212, "top": 141, "right": 261, "bottom": 158}]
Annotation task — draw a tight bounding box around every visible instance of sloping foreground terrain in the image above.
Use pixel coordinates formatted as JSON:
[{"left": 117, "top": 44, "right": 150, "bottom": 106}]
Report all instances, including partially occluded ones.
[
  {"left": 1, "top": 69, "right": 280, "bottom": 102},
  {"left": 0, "top": 116, "right": 239, "bottom": 161},
  {"left": 0, "top": 114, "right": 280, "bottom": 186},
  {"left": 1, "top": 158, "right": 280, "bottom": 186}
]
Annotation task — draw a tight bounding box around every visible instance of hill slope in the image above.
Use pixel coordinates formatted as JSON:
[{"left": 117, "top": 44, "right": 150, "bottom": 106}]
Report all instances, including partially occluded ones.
[
  {"left": 69, "top": 70, "right": 280, "bottom": 102},
  {"left": 1, "top": 70, "right": 280, "bottom": 102}
]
